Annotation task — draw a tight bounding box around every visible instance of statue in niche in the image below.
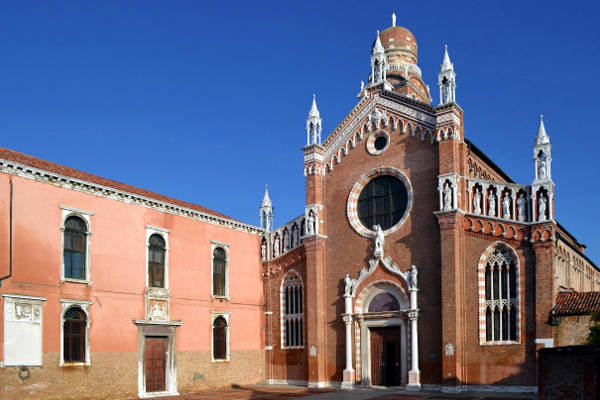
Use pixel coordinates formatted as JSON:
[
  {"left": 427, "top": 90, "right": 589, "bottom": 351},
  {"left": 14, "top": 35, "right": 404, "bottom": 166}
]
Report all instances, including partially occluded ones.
[
  {"left": 488, "top": 192, "right": 496, "bottom": 217},
  {"left": 538, "top": 193, "right": 547, "bottom": 221},
  {"left": 261, "top": 241, "right": 266, "bottom": 260},
  {"left": 374, "top": 61, "right": 381, "bottom": 82},
  {"left": 502, "top": 193, "right": 512, "bottom": 219},
  {"left": 273, "top": 237, "right": 280, "bottom": 258},
  {"left": 306, "top": 212, "right": 315, "bottom": 235},
  {"left": 284, "top": 231, "right": 290, "bottom": 251},
  {"left": 517, "top": 194, "right": 526, "bottom": 222},
  {"left": 374, "top": 225, "right": 385, "bottom": 257},
  {"left": 443, "top": 182, "right": 452, "bottom": 210},
  {"left": 410, "top": 265, "right": 418, "bottom": 290},
  {"left": 538, "top": 159, "right": 547, "bottom": 180},
  {"left": 473, "top": 188, "right": 482, "bottom": 214},
  {"left": 293, "top": 227, "right": 299, "bottom": 247}
]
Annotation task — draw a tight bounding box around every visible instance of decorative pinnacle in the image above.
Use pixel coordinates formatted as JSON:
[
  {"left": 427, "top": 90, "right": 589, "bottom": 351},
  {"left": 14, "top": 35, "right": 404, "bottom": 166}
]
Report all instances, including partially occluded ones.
[
  {"left": 536, "top": 114, "right": 549, "bottom": 145},
  {"left": 441, "top": 44, "right": 453, "bottom": 71},
  {"left": 372, "top": 31, "right": 384, "bottom": 55},
  {"left": 261, "top": 184, "right": 272, "bottom": 207},
  {"left": 308, "top": 94, "right": 320, "bottom": 119},
  {"left": 392, "top": 12, "right": 396, "bottom": 27}
]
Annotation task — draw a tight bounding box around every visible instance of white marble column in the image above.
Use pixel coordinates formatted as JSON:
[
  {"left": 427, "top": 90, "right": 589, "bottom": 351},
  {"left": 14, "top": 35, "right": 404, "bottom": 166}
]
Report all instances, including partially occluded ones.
[
  {"left": 407, "top": 286, "right": 421, "bottom": 390},
  {"left": 341, "top": 293, "right": 355, "bottom": 389}
]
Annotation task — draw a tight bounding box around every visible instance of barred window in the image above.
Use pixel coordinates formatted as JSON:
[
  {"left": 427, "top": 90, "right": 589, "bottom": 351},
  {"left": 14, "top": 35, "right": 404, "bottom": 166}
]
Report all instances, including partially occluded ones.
[
  {"left": 282, "top": 273, "right": 304, "bottom": 348},
  {"left": 212, "top": 316, "right": 227, "bottom": 360},
  {"left": 212, "top": 247, "right": 227, "bottom": 297},
  {"left": 64, "top": 216, "right": 87, "bottom": 280},
  {"left": 63, "top": 307, "right": 86, "bottom": 362},
  {"left": 148, "top": 234, "right": 166, "bottom": 288},
  {"left": 483, "top": 246, "right": 518, "bottom": 342},
  {"left": 357, "top": 175, "right": 408, "bottom": 231}
]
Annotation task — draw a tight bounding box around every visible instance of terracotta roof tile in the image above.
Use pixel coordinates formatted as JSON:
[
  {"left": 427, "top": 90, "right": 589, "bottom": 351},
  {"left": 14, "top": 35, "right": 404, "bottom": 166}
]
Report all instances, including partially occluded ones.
[
  {"left": 555, "top": 291, "right": 600, "bottom": 316},
  {"left": 0, "top": 147, "right": 237, "bottom": 222}
]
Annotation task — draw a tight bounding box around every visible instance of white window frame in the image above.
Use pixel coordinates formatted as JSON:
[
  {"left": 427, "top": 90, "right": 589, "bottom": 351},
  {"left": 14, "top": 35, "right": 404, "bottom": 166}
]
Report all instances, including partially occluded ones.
[
  {"left": 210, "top": 241, "right": 230, "bottom": 300},
  {"left": 211, "top": 311, "right": 230, "bottom": 362},
  {"left": 60, "top": 206, "right": 93, "bottom": 284},
  {"left": 59, "top": 298, "right": 92, "bottom": 366},
  {"left": 146, "top": 226, "right": 170, "bottom": 289},
  {"left": 280, "top": 270, "right": 305, "bottom": 349},
  {"left": 2, "top": 294, "right": 46, "bottom": 366}
]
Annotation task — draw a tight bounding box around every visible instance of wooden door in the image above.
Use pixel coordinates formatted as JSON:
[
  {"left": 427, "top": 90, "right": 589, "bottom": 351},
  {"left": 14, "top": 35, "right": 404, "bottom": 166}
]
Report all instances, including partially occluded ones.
[
  {"left": 145, "top": 336, "right": 167, "bottom": 392},
  {"left": 370, "top": 327, "right": 401, "bottom": 386}
]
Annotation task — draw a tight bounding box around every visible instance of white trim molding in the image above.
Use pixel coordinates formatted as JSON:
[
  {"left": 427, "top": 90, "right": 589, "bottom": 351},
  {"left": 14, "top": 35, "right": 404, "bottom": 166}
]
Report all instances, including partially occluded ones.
[
  {"left": 60, "top": 206, "right": 93, "bottom": 285},
  {"left": 211, "top": 311, "right": 231, "bottom": 362},
  {"left": 210, "top": 241, "right": 230, "bottom": 300},
  {"left": 146, "top": 226, "right": 170, "bottom": 289},
  {"left": 59, "top": 298, "right": 93, "bottom": 367}
]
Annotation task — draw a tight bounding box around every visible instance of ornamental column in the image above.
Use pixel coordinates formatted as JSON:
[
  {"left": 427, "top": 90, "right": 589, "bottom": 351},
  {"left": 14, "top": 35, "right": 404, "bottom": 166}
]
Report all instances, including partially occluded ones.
[
  {"left": 341, "top": 289, "right": 355, "bottom": 389},
  {"left": 407, "top": 266, "right": 421, "bottom": 389}
]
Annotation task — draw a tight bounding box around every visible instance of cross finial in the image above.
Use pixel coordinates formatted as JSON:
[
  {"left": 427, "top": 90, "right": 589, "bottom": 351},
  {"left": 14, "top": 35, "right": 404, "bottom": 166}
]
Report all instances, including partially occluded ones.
[{"left": 392, "top": 12, "right": 396, "bottom": 27}]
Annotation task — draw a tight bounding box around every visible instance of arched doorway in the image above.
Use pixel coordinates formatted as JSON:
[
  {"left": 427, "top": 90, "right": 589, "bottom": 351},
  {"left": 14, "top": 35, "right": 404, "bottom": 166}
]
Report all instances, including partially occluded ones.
[{"left": 357, "top": 283, "right": 409, "bottom": 387}]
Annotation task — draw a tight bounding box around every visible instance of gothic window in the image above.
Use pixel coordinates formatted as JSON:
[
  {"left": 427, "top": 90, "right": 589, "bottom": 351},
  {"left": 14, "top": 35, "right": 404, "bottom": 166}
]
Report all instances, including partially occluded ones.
[
  {"left": 357, "top": 175, "right": 408, "bottom": 231},
  {"left": 212, "top": 316, "right": 228, "bottom": 361},
  {"left": 63, "top": 216, "right": 87, "bottom": 280},
  {"left": 212, "top": 247, "right": 227, "bottom": 297},
  {"left": 148, "top": 234, "right": 166, "bottom": 288},
  {"left": 63, "top": 307, "right": 86, "bottom": 363},
  {"left": 282, "top": 272, "right": 304, "bottom": 348},
  {"left": 481, "top": 244, "right": 519, "bottom": 343}
]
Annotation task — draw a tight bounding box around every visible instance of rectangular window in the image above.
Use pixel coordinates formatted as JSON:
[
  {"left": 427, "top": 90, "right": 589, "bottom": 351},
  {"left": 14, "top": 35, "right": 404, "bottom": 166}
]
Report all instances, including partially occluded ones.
[{"left": 2, "top": 294, "right": 45, "bottom": 366}]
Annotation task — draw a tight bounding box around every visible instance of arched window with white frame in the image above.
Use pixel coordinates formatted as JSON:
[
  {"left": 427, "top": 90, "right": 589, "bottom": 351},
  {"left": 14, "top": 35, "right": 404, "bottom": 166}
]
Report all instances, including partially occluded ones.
[
  {"left": 281, "top": 271, "right": 304, "bottom": 348},
  {"left": 60, "top": 206, "right": 93, "bottom": 283},
  {"left": 479, "top": 243, "right": 519, "bottom": 344}
]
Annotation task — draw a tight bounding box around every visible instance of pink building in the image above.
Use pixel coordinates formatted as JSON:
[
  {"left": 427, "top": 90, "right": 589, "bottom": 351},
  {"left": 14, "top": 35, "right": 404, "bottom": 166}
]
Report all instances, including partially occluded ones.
[{"left": 0, "top": 148, "right": 266, "bottom": 399}]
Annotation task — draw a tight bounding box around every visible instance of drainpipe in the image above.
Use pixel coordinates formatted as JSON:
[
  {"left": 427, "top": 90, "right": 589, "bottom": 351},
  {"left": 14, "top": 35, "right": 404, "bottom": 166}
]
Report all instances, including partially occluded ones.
[{"left": 0, "top": 178, "right": 13, "bottom": 287}]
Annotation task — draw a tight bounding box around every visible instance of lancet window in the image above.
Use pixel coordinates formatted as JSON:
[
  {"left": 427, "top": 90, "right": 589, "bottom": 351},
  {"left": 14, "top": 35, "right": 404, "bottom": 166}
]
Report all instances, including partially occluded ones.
[
  {"left": 281, "top": 272, "right": 304, "bottom": 348},
  {"left": 481, "top": 244, "right": 519, "bottom": 343}
]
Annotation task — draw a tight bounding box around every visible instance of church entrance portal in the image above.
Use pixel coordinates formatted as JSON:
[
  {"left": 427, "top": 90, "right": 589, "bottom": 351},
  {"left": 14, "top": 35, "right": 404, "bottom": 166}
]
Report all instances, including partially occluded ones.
[{"left": 370, "top": 326, "right": 401, "bottom": 386}]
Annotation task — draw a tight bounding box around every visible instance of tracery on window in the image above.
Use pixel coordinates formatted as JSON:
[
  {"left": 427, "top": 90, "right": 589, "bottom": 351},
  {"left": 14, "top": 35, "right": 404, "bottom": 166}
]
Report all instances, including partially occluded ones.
[
  {"left": 357, "top": 175, "right": 408, "bottom": 231},
  {"left": 483, "top": 245, "right": 518, "bottom": 342},
  {"left": 282, "top": 273, "right": 304, "bottom": 348}
]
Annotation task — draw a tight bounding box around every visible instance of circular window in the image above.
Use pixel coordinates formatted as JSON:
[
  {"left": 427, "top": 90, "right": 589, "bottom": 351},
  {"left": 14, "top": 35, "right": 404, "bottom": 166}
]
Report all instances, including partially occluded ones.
[
  {"left": 374, "top": 136, "right": 387, "bottom": 151},
  {"left": 347, "top": 167, "right": 413, "bottom": 237},
  {"left": 357, "top": 175, "right": 408, "bottom": 231}
]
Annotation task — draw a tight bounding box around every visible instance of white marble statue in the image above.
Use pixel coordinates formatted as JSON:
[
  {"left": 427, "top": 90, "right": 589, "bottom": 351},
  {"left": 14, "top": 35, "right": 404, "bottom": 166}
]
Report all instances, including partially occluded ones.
[
  {"left": 502, "top": 193, "right": 512, "bottom": 219},
  {"left": 284, "top": 231, "right": 290, "bottom": 251},
  {"left": 306, "top": 212, "right": 315, "bottom": 235},
  {"left": 517, "top": 194, "right": 526, "bottom": 222},
  {"left": 410, "top": 265, "right": 418, "bottom": 290},
  {"left": 538, "top": 193, "right": 547, "bottom": 221},
  {"left": 261, "top": 241, "right": 266, "bottom": 260},
  {"left": 344, "top": 274, "right": 352, "bottom": 296},
  {"left": 443, "top": 182, "right": 452, "bottom": 210},
  {"left": 293, "top": 227, "right": 299, "bottom": 246},
  {"left": 488, "top": 192, "right": 496, "bottom": 217},
  {"left": 538, "top": 159, "right": 547, "bottom": 180},
  {"left": 273, "top": 237, "right": 280, "bottom": 258},
  {"left": 474, "top": 188, "right": 482, "bottom": 214}
]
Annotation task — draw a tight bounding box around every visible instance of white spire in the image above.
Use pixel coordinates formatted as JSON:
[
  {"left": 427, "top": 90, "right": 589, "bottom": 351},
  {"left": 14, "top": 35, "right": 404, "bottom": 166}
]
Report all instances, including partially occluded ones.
[
  {"left": 261, "top": 184, "right": 272, "bottom": 207},
  {"left": 441, "top": 45, "right": 453, "bottom": 71},
  {"left": 392, "top": 12, "right": 396, "bottom": 27},
  {"left": 535, "top": 114, "right": 550, "bottom": 145},
  {"left": 306, "top": 94, "right": 322, "bottom": 145},
  {"left": 372, "top": 30, "right": 384, "bottom": 56}
]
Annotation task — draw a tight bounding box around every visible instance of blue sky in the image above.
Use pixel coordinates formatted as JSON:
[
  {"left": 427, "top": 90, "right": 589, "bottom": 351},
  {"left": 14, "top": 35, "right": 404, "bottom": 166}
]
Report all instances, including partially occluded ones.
[{"left": 1, "top": 1, "right": 599, "bottom": 262}]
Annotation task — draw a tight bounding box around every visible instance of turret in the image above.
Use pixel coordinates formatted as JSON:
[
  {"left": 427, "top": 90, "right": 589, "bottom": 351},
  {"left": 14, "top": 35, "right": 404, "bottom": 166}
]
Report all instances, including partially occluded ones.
[
  {"left": 370, "top": 31, "right": 387, "bottom": 85},
  {"left": 438, "top": 45, "right": 456, "bottom": 105},
  {"left": 259, "top": 185, "right": 273, "bottom": 232},
  {"left": 306, "top": 94, "right": 322, "bottom": 146},
  {"left": 533, "top": 115, "right": 552, "bottom": 183}
]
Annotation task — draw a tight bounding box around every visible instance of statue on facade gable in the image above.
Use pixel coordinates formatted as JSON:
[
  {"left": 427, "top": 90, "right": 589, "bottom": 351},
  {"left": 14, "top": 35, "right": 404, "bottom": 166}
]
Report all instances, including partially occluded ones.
[
  {"left": 538, "top": 159, "right": 547, "bottom": 180},
  {"left": 473, "top": 188, "right": 482, "bottom": 214},
  {"left": 293, "top": 227, "right": 299, "bottom": 247},
  {"left": 443, "top": 182, "right": 452, "bottom": 210},
  {"left": 273, "top": 237, "right": 280, "bottom": 258},
  {"left": 374, "top": 224, "right": 385, "bottom": 258},
  {"left": 502, "top": 193, "right": 512, "bottom": 219},
  {"left": 284, "top": 231, "right": 290, "bottom": 251},
  {"left": 538, "top": 193, "right": 547, "bottom": 221},
  {"left": 517, "top": 194, "right": 526, "bottom": 222},
  {"left": 261, "top": 241, "right": 266, "bottom": 260},
  {"left": 488, "top": 192, "right": 496, "bottom": 217}
]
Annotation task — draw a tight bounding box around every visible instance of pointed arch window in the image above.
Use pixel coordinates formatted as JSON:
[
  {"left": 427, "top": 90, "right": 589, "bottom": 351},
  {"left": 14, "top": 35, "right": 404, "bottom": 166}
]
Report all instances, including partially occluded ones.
[
  {"left": 148, "top": 234, "right": 166, "bottom": 288},
  {"left": 480, "top": 244, "right": 519, "bottom": 344},
  {"left": 281, "top": 272, "right": 304, "bottom": 348}
]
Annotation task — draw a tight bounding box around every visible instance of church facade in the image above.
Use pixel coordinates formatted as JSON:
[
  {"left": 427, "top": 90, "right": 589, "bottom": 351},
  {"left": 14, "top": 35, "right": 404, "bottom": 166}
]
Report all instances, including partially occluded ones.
[{"left": 0, "top": 16, "right": 599, "bottom": 400}]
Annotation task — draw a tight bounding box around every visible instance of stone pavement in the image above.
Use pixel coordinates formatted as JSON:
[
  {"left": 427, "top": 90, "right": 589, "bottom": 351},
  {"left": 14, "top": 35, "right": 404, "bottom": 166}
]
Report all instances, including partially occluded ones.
[{"left": 135, "top": 385, "right": 538, "bottom": 400}]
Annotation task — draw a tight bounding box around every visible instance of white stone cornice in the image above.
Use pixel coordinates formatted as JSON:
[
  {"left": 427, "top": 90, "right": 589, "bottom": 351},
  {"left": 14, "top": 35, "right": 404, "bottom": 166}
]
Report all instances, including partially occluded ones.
[{"left": 0, "top": 158, "right": 264, "bottom": 235}]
